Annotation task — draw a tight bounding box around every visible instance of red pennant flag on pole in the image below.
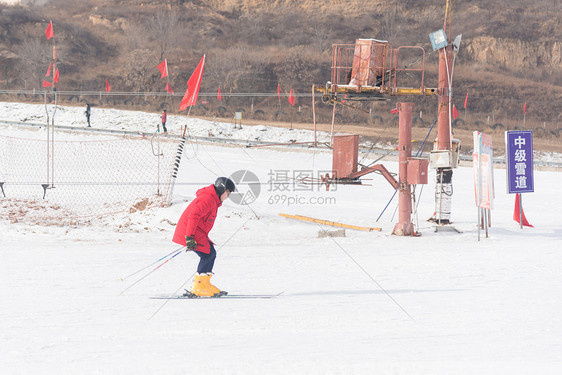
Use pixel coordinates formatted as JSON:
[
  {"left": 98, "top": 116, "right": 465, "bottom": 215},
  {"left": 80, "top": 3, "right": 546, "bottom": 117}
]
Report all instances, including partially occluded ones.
[
  {"left": 42, "top": 80, "right": 52, "bottom": 87},
  {"left": 390, "top": 107, "right": 399, "bottom": 114},
  {"left": 452, "top": 104, "right": 459, "bottom": 119},
  {"left": 464, "top": 91, "right": 469, "bottom": 109},
  {"left": 45, "top": 21, "right": 54, "bottom": 40},
  {"left": 180, "top": 55, "right": 205, "bottom": 111},
  {"left": 53, "top": 69, "right": 59, "bottom": 83},
  {"left": 217, "top": 86, "right": 222, "bottom": 101},
  {"left": 45, "top": 62, "right": 52, "bottom": 77},
  {"left": 523, "top": 102, "right": 527, "bottom": 114},
  {"left": 105, "top": 79, "right": 111, "bottom": 92},
  {"left": 288, "top": 89, "right": 295, "bottom": 106},
  {"left": 277, "top": 84, "right": 281, "bottom": 99},
  {"left": 157, "top": 59, "right": 168, "bottom": 79},
  {"left": 165, "top": 82, "right": 174, "bottom": 95},
  {"left": 514, "top": 194, "right": 533, "bottom": 227}
]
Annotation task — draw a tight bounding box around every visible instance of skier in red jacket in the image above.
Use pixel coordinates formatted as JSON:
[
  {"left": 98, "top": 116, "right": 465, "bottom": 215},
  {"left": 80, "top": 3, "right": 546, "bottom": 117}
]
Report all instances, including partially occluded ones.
[
  {"left": 172, "top": 177, "right": 236, "bottom": 297},
  {"left": 160, "top": 109, "right": 168, "bottom": 133}
]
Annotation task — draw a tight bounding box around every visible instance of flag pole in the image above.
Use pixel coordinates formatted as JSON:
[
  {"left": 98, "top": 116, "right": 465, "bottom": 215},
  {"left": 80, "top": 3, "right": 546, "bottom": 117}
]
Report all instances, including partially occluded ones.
[{"left": 518, "top": 193, "right": 523, "bottom": 229}]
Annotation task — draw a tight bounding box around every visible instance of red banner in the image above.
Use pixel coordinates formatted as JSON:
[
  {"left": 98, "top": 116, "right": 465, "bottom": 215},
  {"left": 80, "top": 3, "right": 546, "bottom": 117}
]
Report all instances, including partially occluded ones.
[
  {"left": 180, "top": 55, "right": 205, "bottom": 111},
  {"left": 288, "top": 89, "right": 295, "bottom": 106},
  {"left": 45, "top": 21, "right": 54, "bottom": 40},
  {"left": 514, "top": 193, "right": 533, "bottom": 227},
  {"left": 165, "top": 82, "right": 174, "bottom": 95},
  {"left": 452, "top": 104, "right": 459, "bottom": 119},
  {"left": 157, "top": 59, "right": 168, "bottom": 79}
]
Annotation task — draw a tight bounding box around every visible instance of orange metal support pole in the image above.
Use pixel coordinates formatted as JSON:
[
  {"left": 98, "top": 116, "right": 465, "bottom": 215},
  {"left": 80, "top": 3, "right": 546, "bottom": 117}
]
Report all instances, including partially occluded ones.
[
  {"left": 312, "top": 85, "right": 317, "bottom": 147},
  {"left": 392, "top": 102, "right": 415, "bottom": 236},
  {"left": 437, "top": 45, "right": 454, "bottom": 151},
  {"left": 434, "top": 45, "right": 455, "bottom": 225}
]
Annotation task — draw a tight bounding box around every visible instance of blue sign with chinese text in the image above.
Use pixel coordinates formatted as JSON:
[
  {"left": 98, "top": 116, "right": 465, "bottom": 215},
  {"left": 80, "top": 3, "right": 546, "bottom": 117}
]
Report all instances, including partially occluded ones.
[{"left": 505, "top": 131, "right": 534, "bottom": 194}]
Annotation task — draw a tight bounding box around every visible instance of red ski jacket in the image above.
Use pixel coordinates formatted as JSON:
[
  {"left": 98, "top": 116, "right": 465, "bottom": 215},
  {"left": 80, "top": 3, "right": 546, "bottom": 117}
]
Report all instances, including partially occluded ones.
[
  {"left": 161, "top": 112, "right": 167, "bottom": 123},
  {"left": 172, "top": 185, "right": 221, "bottom": 254}
]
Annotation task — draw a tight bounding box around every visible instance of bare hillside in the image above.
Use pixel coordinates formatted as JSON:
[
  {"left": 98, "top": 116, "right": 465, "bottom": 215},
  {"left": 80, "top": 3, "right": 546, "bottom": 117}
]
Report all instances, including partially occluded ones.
[{"left": 0, "top": 0, "right": 560, "bottom": 136}]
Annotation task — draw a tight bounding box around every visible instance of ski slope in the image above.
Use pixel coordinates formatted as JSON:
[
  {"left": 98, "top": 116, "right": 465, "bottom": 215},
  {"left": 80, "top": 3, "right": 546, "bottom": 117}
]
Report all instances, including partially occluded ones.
[{"left": 1, "top": 102, "right": 561, "bottom": 374}]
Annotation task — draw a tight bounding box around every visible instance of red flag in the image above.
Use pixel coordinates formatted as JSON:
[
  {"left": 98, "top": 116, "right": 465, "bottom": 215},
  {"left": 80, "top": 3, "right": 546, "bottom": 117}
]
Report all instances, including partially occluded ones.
[
  {"left": 277, "top": 84, "right": 280, "bottom": 99},
  {"left": 217, "top": 86, "right": 222, "bottom": 101},
  {"left": 179, "top": 55, "right": 205, "bottom": 111},
  {"left": 464, "top": 91, "right": 468, "bottom": 109},
  {"left": 390, "top": 107, "right": 399, "bottom": 114},
  {"left": 514, "top": 194, "right": 533, "bottom": 227},
  {"left": 45, "top": 62, "right": 52, "bottom": 77},
  {"left": 157, "top": 59, "right": 168, "bottom": 79},
  {"left": 42, "top": 80, "right": 52, "bottom": 87},
  {"left": 523, "top": 102, "right": 527, "bottom": 114},
  {"left": 53, "top": 69, "right": 59, "bottom": 83},
  {"left": 165, "top": 82, "right": 174, "bottom": 95},
  {"left": 105, "top": 79, "right": 111, "bottom": 92},
  {"left": 452, "top": 104, "right": 459, "bottom": 119},
  {"left": 288, "top": 89, "right": 295, "bottom": 106},
  {"left": 45, "top": 21, "right": 54, "bottom": 40}
]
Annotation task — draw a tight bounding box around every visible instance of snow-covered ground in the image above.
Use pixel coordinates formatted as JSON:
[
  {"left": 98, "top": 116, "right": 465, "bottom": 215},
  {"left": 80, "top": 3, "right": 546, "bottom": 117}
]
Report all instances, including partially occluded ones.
[{"left": 1, "top": 102, "right": 561, "bottom": 374}]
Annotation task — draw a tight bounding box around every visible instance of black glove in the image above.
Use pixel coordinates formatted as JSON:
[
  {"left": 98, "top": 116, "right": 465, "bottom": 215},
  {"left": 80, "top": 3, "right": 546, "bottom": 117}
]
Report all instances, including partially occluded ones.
[{"left": 185, "top": 236, "right": 198, "bottom": 251}]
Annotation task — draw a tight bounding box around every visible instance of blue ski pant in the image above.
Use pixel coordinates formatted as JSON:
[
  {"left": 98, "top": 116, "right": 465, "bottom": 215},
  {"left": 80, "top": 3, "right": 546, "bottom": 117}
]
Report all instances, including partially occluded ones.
[{"left": 194, "top": 243, "right": 216, "bottom": 274}]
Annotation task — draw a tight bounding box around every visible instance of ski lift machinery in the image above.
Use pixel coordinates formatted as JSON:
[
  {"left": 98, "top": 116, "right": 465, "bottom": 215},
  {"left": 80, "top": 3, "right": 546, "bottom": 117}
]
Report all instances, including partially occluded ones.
[{"left": 312, "top": 13, "right": 462, "bottom": 236}]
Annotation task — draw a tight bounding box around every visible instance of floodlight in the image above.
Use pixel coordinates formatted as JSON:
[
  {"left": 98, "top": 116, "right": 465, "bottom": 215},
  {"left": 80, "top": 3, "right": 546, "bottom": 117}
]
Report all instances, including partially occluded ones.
[{"left": 429, "top": 29, "right": 448, "bottom": 51}]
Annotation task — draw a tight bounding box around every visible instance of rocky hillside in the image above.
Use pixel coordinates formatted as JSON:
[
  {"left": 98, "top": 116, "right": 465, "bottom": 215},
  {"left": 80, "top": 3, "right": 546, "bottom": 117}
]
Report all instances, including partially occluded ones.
[{"left": 0, "top": 0, "right": 560, "bottom": 133}]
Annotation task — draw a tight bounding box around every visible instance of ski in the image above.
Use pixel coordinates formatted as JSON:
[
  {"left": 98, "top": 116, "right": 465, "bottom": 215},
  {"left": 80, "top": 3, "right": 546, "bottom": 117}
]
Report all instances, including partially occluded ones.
[{"left": 151, "top": 291, "right": 284, "bottom": 300}]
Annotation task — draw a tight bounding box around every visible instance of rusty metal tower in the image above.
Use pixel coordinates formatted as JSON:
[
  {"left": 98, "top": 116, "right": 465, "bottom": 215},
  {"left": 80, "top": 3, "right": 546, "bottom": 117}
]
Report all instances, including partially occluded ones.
[{"left": 313, "top": 1, "right": 461, "bottom": 235}]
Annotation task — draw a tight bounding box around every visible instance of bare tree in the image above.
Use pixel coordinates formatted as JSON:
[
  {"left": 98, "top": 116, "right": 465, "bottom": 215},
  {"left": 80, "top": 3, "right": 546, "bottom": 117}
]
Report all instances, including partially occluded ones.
[
  {"left": 310, "top": 21, "right": 333, "bottom": 54},
  {"left": 123, "top": 49, "right": 155, "bottom": 92},
  {"left": 147, "top": 9, "right": 181, "bottom": 61},
  {"left": 15, "top": 38, "right": 50, "bottom": 88},
  {"left": 124, "top": 22, "right": 149, "bottom": 53},
  {"left": 381, "top": 5, "right": 400, "bottom": 43},
  {"left": 206, "top": 46, "right": 250, "bottom": 93}
]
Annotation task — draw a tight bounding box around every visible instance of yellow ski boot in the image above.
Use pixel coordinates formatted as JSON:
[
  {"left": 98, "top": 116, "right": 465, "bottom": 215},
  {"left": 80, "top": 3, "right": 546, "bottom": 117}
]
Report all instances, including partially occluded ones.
[
  {"left": 187, "top": 273, "right": 215, "bottom": 297},
  {"left": 204, "top": 273, "right": 228, "bottom": 296}
]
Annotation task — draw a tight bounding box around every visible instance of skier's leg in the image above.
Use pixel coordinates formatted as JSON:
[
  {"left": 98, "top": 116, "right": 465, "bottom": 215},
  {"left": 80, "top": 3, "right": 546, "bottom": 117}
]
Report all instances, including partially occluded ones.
[
  {"left": 195, "top": 245, "right": 215, "bottom": 274},
  {"left": 189, "top": 245, "right": 218, "bottom": 296}
]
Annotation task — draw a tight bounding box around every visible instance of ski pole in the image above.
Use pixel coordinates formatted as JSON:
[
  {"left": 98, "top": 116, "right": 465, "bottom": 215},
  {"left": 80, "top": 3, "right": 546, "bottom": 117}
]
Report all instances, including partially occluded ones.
[
  {"left": 120, "top": 245, "right": 186, "bottom": 282},
  {"left": 148, "top": 271, "right": 196, "bottom": 321},
  {"left": 120, "top": 248, "right": 187, "bottom": 295}
]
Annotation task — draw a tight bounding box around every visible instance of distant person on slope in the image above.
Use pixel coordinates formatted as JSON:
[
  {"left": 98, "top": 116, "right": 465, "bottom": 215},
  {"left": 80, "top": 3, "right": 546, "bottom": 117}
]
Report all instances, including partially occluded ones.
[
  {"left": 85, "top": 103, "right": 91, "bottom": 127},
  {"left": 160, "top": 109, "right": 168, "bottom": 133},
  {"left": 172, "top": 177, "right": 236, "bottom": 297}
]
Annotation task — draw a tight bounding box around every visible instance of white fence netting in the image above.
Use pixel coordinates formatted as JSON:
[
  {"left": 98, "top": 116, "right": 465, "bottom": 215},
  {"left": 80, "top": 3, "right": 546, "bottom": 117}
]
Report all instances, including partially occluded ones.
[{"left": 0, "top": 130, "right": 181, "bottom": 224}]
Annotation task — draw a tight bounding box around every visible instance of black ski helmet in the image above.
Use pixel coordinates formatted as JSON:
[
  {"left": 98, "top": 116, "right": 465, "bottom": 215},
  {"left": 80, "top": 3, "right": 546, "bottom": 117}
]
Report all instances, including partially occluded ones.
[{"left": 214, "top": 177, "right": 236, "bottom": 196}]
